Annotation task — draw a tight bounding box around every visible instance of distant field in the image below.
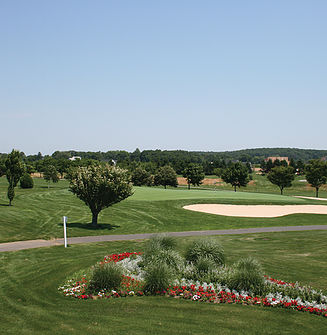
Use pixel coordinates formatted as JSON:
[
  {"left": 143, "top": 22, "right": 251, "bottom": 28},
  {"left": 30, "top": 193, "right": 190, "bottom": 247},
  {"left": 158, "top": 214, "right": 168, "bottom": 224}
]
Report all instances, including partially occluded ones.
[
  {"left": 0, "top": 177, "right": 327, "bottom": 243},
  {"left": 180, "top": 173, "right": 327, "bottom": 198},
  {"left": 1, "top": 231, "right": 327, "bottom": 334}
]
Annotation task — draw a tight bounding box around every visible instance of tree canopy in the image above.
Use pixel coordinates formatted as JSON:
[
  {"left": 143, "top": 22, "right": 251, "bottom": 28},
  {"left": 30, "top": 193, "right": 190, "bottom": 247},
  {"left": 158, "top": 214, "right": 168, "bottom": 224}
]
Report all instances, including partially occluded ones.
[
  {"left": 267, "top": 166, "right": 295, "bottom": 195},
  {"left": 68, "top": 164, "right": 133, "bottom": 227},
  {"left": 154, "top": 165, "right": 178, "bottom": 189},
  {"left": 182, "top": 163, "right": 205, "bottom": 189},
  {"left": 305, "top": 159, "right": 327, "bottom": 197},
  {"left": 220, "top": 162, "right": 250, "bottom": 192},
  {"left": 5, "top": 149, "right": 25, "bottom": 205},
  {"left": 43, "top": 165, "right": 59, "bottom": 188}
]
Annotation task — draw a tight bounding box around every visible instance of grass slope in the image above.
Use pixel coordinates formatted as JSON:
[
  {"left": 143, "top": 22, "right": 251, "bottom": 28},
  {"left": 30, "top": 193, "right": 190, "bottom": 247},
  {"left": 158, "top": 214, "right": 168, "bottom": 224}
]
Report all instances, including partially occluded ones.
[
  {"left": 1, "top": 231, "right": 326, "bottom": 334},
  {"left": 1, "top": 177, "right": 327, "bottom": 243}
]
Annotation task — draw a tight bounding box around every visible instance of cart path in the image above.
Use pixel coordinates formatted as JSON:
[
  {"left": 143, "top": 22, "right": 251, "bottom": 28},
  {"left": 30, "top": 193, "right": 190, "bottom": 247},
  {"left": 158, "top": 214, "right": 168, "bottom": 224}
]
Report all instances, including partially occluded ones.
[{"left": 1, "top": 225, "right": 327, "bottom": 252}]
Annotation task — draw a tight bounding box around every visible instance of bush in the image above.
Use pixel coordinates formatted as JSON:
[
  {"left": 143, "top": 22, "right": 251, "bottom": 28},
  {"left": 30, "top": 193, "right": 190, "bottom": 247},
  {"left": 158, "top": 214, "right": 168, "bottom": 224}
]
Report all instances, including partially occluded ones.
[
  {"left": 89, "top": 262, "right": 123, "bottom": 292},
  {"left": 20, "top": 173, "right": 34, "bottom": 189},
  {"left": 185, "top": 238, "right": 225, "bottom": 266},
  {"left": 228, "top": 257, "right": 264, "bottom": 294},
  {"left": 144, "top": 263, "right": 172, "bottom": 294},
  {"left": 145, "top": 234, "right": 177, "bottom": 252}
]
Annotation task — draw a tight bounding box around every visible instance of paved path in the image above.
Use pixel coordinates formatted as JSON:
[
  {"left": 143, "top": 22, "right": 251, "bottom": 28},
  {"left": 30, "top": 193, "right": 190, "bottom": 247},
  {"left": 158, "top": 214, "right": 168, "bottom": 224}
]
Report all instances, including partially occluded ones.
[{"left": 1, "top": 225, "right": 327, "bottom": 252}]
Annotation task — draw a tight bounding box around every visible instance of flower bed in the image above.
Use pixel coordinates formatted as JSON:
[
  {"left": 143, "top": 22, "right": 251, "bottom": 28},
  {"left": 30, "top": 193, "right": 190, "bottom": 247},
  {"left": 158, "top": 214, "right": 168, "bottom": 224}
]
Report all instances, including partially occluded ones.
[{"left": 58, "top": 251, "right": 327, "bottom": 318}]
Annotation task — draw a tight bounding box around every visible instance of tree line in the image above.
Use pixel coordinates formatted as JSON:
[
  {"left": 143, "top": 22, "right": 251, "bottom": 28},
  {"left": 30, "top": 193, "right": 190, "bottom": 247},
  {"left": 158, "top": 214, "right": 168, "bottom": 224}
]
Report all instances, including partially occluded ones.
[{"left": 1, "top": 147, "right": 327, "bottom": 176}]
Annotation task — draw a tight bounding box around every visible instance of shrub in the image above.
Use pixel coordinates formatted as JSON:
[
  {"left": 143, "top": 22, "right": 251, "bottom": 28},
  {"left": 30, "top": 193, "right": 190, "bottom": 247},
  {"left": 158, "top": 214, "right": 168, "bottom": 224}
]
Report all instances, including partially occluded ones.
[
  {"left": 185, "top": 238, "right": 225, "bottom": 266},
  {"left": 145, "top": 234, "right": 177, "bottom": 252},
  {"left": 143, "top": 249, "right": 184, "bottom": 274},
  {"left": 20, "top": 173, "right": 34, "bottom": 189},
  {"left": 89, "top": 262, "right": 123, "bottom": 292},
  {"left": 144, "top": 263, "right": 172, "bottom": 294},
  {"left": 228, "top": 257, "right": 264, "bottom": 295}
]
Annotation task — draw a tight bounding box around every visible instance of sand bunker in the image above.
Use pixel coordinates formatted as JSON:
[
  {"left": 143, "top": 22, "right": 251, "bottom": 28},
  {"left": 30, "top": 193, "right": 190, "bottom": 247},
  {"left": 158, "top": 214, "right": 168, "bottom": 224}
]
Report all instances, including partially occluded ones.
[{"left": 183, "top": 204, "right": 327, "bottom": 218}]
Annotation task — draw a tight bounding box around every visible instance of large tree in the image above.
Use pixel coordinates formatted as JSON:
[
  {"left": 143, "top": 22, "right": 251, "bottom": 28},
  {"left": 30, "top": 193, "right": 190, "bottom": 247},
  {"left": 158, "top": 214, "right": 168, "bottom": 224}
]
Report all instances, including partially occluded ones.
[
  {"left": 267, "top": 166, "right": 295, "bottom": 195},
  {"left": 221, "top": 162, "right": 250, "bottom": 192},
  {"left": 182, "top": 163, "right": 205, "bottom": 189},
  {"left": 5, "top": 149, "right": 25, "bottom": 205},
  {"left": 305, "top": 159, "right": 327, "bottom": 198},
  {"left": 69, "top": 164, "right": 133, "bottom": 227},
  {"left": 154, "top": 165, "right": 177, "bottom": 189}
]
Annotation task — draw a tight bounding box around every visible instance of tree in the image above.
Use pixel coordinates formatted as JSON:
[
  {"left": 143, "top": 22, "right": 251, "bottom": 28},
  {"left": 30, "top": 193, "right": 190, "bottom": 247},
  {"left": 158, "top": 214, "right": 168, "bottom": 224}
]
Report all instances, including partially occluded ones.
[
  {"left": 305, "top": 160, "right": 327, "bottom": 198},
  {"left": 182, "top": 163, "right": 205, "bottom": 189},
  {"left": 43, "top": 165, "right": 59, "bottom": 188},
  {"left": 69, "top": 164, "right": 133, "bottom": 227},
  {"left": 5, "top": 149, "right": 25, "bottom": 205},
  {"left": 221, "top": 162, "right": 250, "bottom": 192},
  {"left": 131, "top": 167, "right": 153, "bottom": 186},
  {"left": 267, "top": 166, "right": 295, "bottom": 195},
  {"left": 154, "top": 165, "right": 177, "bottom": 189}
]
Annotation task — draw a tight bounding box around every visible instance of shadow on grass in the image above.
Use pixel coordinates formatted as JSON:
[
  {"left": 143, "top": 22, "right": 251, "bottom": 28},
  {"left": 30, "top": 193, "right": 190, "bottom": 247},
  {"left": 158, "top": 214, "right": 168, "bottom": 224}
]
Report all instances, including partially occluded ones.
[
  {"left": 59, "top": 222, "right": 120, "bottom": 231},
  {"left": 0, "top": 203, "right": 10, "bottom": 206}
]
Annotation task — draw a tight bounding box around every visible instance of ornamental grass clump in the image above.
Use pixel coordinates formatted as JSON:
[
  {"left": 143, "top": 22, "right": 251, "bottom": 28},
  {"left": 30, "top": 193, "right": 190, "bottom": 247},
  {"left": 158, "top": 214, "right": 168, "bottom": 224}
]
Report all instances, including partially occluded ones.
[
  {"left": 228, "top": 257, "right": 265, "bottom": 295},
  {"left": 185, "top": 238, "right": 225, "bottom": 266},
  {"left": 145, "top": 234, "right": 177, "bottom": 252},
  {"left": 89, "top": 262, "right": 123, "bottom": 293},
  {"left": 144, "top": 263, "right": 172, "bottom": 294}
]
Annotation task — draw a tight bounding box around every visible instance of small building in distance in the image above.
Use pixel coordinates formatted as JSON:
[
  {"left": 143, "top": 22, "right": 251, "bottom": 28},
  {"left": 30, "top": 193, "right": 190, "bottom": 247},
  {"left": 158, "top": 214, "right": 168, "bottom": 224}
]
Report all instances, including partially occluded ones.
[
  {"left": 69, "top": 156, "right": 82, "bottom": 161},
  {"left": 265, "top": 156, "right": 289, "bottom": 164}
]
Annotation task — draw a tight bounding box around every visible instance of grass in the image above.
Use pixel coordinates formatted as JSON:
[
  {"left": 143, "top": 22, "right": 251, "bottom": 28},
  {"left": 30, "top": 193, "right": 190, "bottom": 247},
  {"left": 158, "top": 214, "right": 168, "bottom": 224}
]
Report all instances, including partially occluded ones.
[
  {"left": 1, "top": 177, "right": 327, "bottom": 243},
  {"left": 184, "top": 174, "right": 327, "bottom": 198},
  {"left": 1, "top": 231, "right": 327, "bottom": 334}
]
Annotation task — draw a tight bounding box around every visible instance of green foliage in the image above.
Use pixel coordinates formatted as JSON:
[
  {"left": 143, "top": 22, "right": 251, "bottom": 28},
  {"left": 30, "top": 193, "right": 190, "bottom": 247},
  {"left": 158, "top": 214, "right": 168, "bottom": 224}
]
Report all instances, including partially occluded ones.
[
  {"left": 228, "top": 257, "right": 265, "bottom": 295},
  {"left": 68, "top": 164, "right": 133, "bottom": 226},
  {"left": 267, "top": 166, "right": 295, "bottom": 195},
  {"left": 89, "top": 262, "right": 123, "bottom": 292},
  {"left": 43, "top": 164, "right": 59, "bottom": 186},
  {"left": 145, "top": 234, "right": 177, "bottom": 251},
  {"left": 142, "top": 235, "right": 182, "bottom": 273},
  {"left": 131, "top": 167, "right": 153, "bottom": 186},
  {"left": 20, "top": 173, "right": 34, "bottom": 189},
  {"left": 185, "top": 238, "right": 225, "bottom": 266},
  {"left": 144, "top": 263, "right": 172, "bottom": 293},
  {"left": 220, "top": 162, "right": 250, "bottom": 192},
  {"left": 5, "top": 149, "right": 25, "bottom": 205},
  {"left": 154, "top": 165, "right": 178, "bottom": 189},
  {"left": 182, "top": 163, "right": 205, "bottom": 189},
  {"left": 305, "top": 159, "right": 327, "bottom": 197}
]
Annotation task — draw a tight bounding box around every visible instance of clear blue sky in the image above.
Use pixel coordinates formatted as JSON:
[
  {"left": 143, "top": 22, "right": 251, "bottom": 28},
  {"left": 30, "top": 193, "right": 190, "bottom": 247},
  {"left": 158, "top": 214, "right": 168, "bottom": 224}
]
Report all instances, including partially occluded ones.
[{"left": 1, "top": 0, "right": 326, "bottom": 155}]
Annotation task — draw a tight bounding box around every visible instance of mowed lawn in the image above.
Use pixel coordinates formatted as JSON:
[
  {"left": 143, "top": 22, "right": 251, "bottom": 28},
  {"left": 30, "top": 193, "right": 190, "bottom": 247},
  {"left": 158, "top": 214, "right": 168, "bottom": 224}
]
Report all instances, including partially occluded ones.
[
  {"left": 1, "top": 177, "right": 327, "bottom": 243},
  {"left": 1, "top": 231, "right": 327, "bottom": 335}
]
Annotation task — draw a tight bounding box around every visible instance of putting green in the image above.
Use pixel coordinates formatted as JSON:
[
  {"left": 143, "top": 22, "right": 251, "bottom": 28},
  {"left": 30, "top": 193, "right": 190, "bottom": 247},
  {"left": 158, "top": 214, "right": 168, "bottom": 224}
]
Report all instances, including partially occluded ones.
[{"left": 128, "top": 187, "right": 307, "bottom": 203}]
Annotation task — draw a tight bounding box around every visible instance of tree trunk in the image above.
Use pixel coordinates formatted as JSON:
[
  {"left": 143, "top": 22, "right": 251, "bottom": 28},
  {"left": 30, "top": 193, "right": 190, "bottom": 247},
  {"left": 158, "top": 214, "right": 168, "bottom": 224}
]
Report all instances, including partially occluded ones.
[
  {"left": 9, "top": 199, "right": 12, "bottom": 206},
  {"left": 164, "top": 185, "right": 166, "bottom": 189},
  {"left": 234, "top": 185, "right": 237, "bottom": 192},
  {"left": 92, "top": 212, "right": 99, "bottom": 227},
  {"left": 280, "top": 187, "right": 283, "bottom": 195},
  {"left": 316, "top": 187, "right": 319, "bottom": 198}
]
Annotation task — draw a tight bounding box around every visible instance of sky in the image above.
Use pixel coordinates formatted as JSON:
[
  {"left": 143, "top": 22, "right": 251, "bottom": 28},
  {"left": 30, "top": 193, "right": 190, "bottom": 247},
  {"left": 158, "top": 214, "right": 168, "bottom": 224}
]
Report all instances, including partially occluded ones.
[{"left": 1, "top": 0, "right": 326, "bottom": 155}]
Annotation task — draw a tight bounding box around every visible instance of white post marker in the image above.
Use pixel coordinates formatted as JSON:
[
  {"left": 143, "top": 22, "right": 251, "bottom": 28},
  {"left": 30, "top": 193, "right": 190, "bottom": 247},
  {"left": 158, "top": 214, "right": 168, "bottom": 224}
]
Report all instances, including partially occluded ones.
[{"left": 63, "top": 216, "right": 68, "bottom": 248}]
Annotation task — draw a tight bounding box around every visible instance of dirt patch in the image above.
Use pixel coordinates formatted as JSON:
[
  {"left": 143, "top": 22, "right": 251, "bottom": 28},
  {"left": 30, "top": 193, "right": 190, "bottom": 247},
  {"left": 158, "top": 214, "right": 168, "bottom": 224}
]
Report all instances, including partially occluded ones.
[
  {"left": 183, "top": 204, "right": 327, "bottom": 218},
  {"left": 177, "top": 177, "right": 223, "bottom": 186}
]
